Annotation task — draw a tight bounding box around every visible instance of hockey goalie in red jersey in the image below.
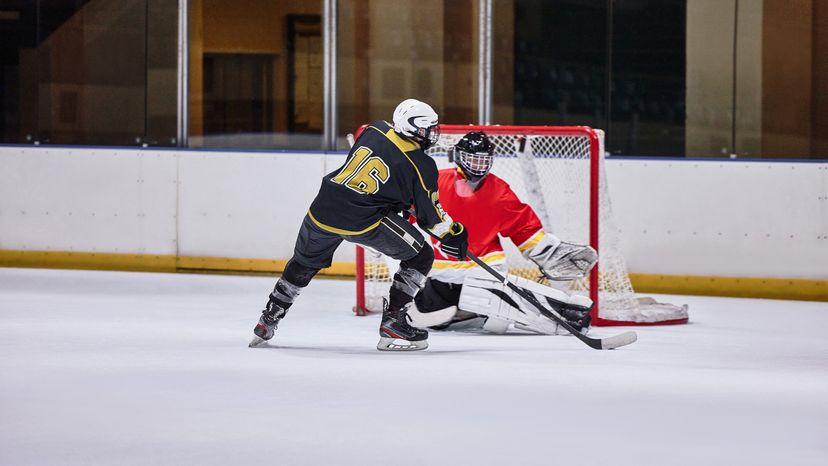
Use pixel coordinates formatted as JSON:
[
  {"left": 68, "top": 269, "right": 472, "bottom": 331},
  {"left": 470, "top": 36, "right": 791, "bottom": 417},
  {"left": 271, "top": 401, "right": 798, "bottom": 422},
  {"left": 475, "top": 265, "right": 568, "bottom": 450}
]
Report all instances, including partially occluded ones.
[{"left": 409, "top": 131, "right": 599, "bottom": 335}]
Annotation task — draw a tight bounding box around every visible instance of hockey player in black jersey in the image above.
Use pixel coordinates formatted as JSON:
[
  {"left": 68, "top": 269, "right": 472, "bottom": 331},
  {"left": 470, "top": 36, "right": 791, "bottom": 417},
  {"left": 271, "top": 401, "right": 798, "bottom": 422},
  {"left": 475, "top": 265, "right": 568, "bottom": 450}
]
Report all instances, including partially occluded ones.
[{"left": 249, "top": 99, "right": 469, "bottom": 351}]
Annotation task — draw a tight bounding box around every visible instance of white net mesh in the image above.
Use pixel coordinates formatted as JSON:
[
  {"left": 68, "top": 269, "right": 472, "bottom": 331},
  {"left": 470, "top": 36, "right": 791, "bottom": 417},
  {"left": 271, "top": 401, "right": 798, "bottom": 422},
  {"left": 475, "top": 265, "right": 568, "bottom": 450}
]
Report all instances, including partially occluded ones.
[
  {"left": 358, "top": 125, "right": 687, "bottom": 324},
  {"left": 362, "top": 248, "right": 398, "bottom": 313}
]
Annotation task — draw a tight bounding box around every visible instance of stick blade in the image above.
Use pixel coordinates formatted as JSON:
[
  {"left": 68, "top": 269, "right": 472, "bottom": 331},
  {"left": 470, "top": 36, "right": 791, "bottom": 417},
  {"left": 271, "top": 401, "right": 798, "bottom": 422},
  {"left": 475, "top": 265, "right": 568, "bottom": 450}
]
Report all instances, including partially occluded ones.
[{"left": 599, "top": 331, "right": 638, "bottom": 350}]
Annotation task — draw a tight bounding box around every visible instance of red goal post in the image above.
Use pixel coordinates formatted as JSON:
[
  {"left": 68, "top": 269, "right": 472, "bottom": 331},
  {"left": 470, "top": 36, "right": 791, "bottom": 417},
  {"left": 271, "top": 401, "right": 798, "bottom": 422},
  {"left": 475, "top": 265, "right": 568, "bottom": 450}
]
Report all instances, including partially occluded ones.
[{"left": 353, "top": 124, "right": 688, "bottom": 327}]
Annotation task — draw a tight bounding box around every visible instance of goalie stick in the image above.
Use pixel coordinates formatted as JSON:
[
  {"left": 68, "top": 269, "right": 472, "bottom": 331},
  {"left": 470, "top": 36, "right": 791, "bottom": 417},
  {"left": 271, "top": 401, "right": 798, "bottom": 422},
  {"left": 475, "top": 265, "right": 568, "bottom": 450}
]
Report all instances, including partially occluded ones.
[{"left": 424, "top": 228, "right": 636, "bottom": 350}]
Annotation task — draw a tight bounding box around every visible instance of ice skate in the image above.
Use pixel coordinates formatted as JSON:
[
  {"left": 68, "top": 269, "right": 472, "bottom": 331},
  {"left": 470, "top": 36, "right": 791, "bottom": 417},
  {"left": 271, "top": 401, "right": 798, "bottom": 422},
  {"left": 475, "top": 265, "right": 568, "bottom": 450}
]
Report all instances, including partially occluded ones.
[
  {"left": 248, "top": 300, "right": 287, "bottom": 347},
  {"left": 377, "top": 302, "right": 428, "bottom": 351}
]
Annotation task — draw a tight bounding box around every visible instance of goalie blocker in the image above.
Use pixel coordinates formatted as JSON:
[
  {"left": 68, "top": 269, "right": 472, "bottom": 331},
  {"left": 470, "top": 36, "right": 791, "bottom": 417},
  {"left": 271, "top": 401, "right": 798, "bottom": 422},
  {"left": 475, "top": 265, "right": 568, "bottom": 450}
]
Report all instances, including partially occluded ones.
[{"left": 407, "top": 269, "right": 593, "bottom": 335}]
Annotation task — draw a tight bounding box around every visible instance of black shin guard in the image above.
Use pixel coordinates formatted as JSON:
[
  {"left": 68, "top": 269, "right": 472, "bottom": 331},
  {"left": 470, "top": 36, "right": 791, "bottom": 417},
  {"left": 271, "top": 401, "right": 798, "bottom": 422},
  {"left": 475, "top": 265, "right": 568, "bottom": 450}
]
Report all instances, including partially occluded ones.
[
  {"left": 269, "top": 259, "right": 320, "bottom": 310},
  {"left": 388, "top": 246, "right": 433, "bottom": 310}
]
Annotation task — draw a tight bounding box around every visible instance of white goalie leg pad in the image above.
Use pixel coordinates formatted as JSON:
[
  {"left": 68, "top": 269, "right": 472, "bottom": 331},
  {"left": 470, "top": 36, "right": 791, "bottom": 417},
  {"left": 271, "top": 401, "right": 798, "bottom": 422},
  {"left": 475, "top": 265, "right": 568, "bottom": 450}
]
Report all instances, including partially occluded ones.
[
  {"left": 514, "top": 317, "right": 562, "bottom": 335},
  {"left": 458, "top": 269, "right": 592, "bottom": 335},
  {"left": 407, "top": 303, "right": 458, "bottom": 329},
  {"left": 481, "top": 316, "right": 510, "bottom": 334}
]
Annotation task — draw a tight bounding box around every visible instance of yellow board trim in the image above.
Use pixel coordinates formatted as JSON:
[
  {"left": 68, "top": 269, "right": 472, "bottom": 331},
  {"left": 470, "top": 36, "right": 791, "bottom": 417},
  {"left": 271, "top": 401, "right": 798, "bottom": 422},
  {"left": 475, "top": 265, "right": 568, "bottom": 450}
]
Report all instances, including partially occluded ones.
[
  {"left": 307, "top": 210, "right": 382, "bottom": 235},
  {"left": 0, "top": 250, "right": 355, "bottom": 277},
  {"left": 177, "top": 255, "right": 354, "bottom": 276},
  {"left": 629, "top": 273, "right": 828, "bottom": 302},
  {"left": 0, "top": 250, "right": 179, "bottom": 272},
  {"left": 1, "top": 249, "right": 826, "bottom": 301}
]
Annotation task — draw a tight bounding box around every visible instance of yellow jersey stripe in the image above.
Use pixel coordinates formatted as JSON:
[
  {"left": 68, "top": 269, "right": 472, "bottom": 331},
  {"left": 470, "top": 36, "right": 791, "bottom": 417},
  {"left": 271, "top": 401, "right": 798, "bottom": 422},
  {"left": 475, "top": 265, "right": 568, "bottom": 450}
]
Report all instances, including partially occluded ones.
[
  {"left": 307, "top": 210, "right": 382, "bottom": 236},
  {"left": 517, "top": 230, "right": 545, "bottom": 252},
  {"left": 372, "top": 125, "right": 420, "bottom": 153},
  {"left": 432, "top": 252, "right": 506, "bottom": 269}
]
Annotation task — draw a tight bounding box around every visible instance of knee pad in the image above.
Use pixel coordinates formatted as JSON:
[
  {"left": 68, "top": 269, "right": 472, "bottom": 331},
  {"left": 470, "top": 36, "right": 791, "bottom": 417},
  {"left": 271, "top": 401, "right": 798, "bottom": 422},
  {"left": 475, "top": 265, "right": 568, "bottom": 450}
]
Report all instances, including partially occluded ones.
[
  {"left": 401, "top": 244, "right": 433, "bottom": 277},
  {"left": 282, "top": 259, "right": 320, "bottom": 288}
]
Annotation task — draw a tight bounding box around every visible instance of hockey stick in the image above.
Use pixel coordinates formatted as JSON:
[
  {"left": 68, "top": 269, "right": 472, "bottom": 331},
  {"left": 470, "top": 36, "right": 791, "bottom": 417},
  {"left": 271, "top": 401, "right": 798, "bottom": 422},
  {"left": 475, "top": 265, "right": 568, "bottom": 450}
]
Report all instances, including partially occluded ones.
[{"left": 426, "top": 230, "right": 637, "bottom": 350}]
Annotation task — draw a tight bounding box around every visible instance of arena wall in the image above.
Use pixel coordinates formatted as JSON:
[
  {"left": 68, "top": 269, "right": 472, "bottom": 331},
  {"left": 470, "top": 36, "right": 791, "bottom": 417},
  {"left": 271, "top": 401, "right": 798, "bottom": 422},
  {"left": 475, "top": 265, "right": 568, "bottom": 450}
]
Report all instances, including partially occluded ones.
[{"left": 1, "top": 146, "right": 825, "bottom": 300}]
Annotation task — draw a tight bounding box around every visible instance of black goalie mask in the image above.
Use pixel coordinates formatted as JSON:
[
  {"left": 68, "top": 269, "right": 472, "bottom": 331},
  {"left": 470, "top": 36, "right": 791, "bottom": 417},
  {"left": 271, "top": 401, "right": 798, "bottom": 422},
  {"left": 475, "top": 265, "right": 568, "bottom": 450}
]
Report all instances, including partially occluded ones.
[{"left": 453, "top": 131, "right": 494, "bottom": 184}]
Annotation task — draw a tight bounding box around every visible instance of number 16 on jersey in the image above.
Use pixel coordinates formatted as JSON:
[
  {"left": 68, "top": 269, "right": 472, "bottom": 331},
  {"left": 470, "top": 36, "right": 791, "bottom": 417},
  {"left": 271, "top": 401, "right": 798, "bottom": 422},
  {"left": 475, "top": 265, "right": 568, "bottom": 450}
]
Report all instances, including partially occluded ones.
[{"left": 331, "top": 146, "right": 390, "bottom": 195}]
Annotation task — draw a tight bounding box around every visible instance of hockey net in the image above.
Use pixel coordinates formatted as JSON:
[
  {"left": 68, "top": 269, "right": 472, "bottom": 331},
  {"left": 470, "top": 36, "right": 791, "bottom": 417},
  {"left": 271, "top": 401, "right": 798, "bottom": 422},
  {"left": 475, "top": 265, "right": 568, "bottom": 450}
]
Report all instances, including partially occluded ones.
[{"left": 354, "top": 125, "right": 688, "bottom": 326}]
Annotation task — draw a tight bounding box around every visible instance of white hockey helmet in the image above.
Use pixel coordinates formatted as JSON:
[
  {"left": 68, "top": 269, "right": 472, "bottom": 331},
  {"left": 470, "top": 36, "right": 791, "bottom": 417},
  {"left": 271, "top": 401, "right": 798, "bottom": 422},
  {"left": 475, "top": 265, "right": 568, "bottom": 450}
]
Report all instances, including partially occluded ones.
[{"left": 392, "top": 98, "right": 440, "bottom": 149}]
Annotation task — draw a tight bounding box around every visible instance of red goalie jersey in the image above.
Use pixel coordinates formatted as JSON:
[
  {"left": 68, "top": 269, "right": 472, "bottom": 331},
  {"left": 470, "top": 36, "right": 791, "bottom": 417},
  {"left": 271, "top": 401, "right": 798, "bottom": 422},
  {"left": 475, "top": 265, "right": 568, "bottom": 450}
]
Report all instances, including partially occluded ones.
[{"left": 429, "top": 167, "right": 546, "bottom": 284}]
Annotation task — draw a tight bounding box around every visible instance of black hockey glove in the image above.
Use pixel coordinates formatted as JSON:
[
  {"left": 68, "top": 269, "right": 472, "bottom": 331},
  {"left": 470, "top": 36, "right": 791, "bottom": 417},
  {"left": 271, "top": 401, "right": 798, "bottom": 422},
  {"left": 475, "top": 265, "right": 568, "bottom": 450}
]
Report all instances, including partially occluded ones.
[
  {"left": 438, "top": 222, "right": 469, "bottom": 260},
  {"left": 559, "top": 304, "right": 592, "bottom": 334}
]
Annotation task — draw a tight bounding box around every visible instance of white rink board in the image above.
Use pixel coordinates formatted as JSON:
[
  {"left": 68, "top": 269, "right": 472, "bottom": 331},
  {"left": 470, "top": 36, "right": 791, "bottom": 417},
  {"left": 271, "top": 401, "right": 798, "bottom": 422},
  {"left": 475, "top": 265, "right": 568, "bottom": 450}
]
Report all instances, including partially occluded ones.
[
  {"left": 0, "top": 147, "right": 177, "bottom": 254},
  {"left": 0, "top": 146, "right": 826, "bottom": 279},
  {"left": 606, "top": 159, "right": 828, "bottom": 278},
  {"left": 176, "top": 151, "right": 324, "bottom": 259}
]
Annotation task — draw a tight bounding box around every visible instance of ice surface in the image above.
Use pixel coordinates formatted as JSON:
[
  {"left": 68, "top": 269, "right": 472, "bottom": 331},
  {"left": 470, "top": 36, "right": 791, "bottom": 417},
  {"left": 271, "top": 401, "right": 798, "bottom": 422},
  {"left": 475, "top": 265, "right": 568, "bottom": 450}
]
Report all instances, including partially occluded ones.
[{"left": 0, "top": 267, "right": 826, "bottom": 466}]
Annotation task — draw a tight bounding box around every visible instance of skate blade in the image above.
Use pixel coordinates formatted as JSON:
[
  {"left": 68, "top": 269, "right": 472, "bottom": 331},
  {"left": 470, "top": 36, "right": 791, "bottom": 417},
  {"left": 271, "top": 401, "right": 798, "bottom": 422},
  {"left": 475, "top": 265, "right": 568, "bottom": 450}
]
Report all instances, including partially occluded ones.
[
  {"left": 377, "top": 337, "right": 428, "bottom": 351},
  {"left": 248, "top": 336, "right": 270, "bottom": 348}
]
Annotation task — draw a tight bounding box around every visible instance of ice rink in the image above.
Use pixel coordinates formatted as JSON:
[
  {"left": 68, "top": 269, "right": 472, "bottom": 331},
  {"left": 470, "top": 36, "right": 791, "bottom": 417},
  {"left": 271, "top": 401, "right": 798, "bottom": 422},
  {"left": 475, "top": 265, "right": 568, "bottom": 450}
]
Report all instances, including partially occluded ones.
[{"left": 0, "top": 267, "right": 826, "bottom": 466}]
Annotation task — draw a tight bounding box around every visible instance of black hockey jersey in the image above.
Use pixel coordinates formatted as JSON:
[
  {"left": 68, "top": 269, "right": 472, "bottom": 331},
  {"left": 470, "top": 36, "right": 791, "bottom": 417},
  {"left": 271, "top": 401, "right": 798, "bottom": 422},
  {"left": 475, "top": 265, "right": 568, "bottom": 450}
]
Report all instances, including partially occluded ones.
[{"left": 308, "top": 120, "right": 446, "bottom": 235}]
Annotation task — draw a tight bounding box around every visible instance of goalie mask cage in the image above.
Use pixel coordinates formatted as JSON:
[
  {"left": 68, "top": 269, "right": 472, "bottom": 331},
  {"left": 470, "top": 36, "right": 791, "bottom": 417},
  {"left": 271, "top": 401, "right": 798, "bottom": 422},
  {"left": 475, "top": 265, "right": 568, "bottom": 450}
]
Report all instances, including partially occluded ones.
[{"left": 354, "top": 124, "right": 688, "bottom": 326}]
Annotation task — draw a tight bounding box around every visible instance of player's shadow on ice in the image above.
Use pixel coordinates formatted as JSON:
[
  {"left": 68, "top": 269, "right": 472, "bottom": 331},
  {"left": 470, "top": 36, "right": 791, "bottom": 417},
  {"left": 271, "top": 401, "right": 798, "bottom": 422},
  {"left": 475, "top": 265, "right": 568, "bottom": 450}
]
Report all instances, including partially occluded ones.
[{"left": 251, "top": 342, "right": 487, "bottom": 356}]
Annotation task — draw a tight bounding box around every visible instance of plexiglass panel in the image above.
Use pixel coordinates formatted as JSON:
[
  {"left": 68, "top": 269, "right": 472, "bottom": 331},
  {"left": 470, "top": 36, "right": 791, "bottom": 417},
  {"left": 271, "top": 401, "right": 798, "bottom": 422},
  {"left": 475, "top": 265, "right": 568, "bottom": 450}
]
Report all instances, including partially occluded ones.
[
  {"left": 0, "top": 0, "right": 176, "bottom": 146},
  {"left": 187, "top": 0, "right": 323, "bottom": 150},
  {"left": 336, "top": 0, "right": 478, "bottom": 150}
]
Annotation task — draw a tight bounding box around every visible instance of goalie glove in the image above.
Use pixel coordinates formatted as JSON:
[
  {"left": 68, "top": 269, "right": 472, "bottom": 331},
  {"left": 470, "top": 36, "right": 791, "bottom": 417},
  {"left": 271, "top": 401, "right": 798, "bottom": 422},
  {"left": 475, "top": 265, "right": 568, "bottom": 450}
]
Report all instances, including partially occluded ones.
[{"left": 523, "top": 233, "right": 598, "bottom": 281}]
